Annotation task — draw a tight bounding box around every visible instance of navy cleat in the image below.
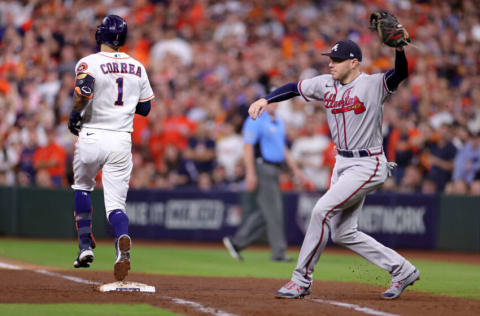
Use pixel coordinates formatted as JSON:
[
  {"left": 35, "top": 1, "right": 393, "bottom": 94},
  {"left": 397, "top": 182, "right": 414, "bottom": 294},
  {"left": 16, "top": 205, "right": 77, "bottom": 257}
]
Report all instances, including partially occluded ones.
[
  {"left": 114, "top": 234, "right": 131, "bottom": 281},
  {"left": 73, "top": 247, "right": 94, "bottom": 268}
]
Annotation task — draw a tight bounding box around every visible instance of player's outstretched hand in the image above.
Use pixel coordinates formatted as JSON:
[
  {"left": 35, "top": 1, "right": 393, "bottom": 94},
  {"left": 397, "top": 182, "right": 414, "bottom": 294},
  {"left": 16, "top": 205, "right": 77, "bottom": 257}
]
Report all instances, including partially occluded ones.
[
  {"left": 68, "top": 109, "right": 82, "bottom": 136},
  {"left": 248, "top": 98, "right": 268, "bottom": 120}
]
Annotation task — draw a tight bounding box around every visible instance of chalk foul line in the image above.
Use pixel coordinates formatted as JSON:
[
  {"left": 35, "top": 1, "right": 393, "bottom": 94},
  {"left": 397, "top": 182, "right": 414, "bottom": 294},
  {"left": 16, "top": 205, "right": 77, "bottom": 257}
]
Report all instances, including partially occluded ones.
[
  {"left": 309, "top": 298, "right": 401, "bottom": 316},
  {"left": 163, "top": 296, "right": 238, "bottom": 316}
]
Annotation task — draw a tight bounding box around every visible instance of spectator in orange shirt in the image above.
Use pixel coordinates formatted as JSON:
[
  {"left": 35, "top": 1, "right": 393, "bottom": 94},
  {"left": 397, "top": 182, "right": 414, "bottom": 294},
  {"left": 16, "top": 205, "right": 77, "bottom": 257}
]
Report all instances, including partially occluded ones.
[
  {"left": 386, "top": 114, "right": 420, "bottom": 183},
  {"left": 159, "top": 104, "right": 197, "bottom": 151},
  {"left": 33, "top": 128, "right": 67, "bottom": 187}
]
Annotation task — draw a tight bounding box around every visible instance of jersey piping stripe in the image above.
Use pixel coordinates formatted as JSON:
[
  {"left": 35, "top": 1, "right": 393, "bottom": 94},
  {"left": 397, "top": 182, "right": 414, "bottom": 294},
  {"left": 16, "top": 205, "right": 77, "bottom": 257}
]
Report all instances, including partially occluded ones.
[
  {"left": 332, "top": 82, "right": 341, "bottom": 148},
  {"left": 334, "top": 114, "right": 341, "bottom": 147},
  {"left": 342, "top": 112, "right": 348, "bottom": 149},
  {"left": 139, "top": 94, "right": 155, "bottom": 101},
  {"left": 298, "top": 80, "right": 310, "bottom": 102},
  {"left": 98, "top": 53, "right": 131, "bottom": 60},
  {"left": 266, "top": 91, "right": 296, "bottom": 103},
  {"left": 302, "top": 156, "right": 380, "bottom": 279},
  {"left": 382, "top": 72, "right": 393, "bottom": 94}
]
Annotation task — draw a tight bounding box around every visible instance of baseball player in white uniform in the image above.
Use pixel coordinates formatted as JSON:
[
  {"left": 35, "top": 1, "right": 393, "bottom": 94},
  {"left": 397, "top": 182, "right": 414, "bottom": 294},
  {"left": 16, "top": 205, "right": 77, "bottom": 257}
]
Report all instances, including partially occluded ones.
[
  {"left": 248, "top": 40, "right": 419, "bottom": 300},
  {"left": 68, "top": 15, "right": 154, "bottom": 281}
]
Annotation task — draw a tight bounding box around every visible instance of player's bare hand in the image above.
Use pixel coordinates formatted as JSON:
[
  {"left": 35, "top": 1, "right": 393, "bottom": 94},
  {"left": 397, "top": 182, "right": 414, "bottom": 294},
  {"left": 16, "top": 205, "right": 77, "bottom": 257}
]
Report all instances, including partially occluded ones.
[{"left": 248, "top": 98, "right": 268, "bottom": 120}]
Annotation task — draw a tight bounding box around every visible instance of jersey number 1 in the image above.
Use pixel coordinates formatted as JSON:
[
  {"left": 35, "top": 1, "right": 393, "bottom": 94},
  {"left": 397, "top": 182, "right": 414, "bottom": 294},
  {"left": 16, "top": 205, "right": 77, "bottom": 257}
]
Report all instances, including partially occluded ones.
[{"left": 115, "top": 77, "right": 124, "bottom": 106}]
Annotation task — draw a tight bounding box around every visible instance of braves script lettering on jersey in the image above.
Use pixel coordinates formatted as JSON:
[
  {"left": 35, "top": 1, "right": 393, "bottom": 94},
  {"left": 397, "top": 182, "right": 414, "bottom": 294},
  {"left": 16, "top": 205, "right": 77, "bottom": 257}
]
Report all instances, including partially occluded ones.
[
  {"left": 75, "top": 52, "right": 154, "bottom": 133},
  {"left": 298, "top": 73, "right": 387, "bottom": 150}
]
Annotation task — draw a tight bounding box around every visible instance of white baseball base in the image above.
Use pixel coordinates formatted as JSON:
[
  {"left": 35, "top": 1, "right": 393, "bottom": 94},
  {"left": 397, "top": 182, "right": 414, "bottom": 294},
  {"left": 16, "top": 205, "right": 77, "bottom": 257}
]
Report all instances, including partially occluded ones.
[{"left": 98, "top": 281, "right": 156, "bottom": 293}]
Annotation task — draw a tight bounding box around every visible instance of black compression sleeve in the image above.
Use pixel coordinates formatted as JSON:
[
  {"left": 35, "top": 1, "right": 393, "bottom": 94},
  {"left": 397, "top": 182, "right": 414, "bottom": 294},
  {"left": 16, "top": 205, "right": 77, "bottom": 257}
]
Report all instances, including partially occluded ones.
[
  {"left": 264, "top": 82, "right": 300, "bottom": 104},
  {"left": 385, "top": 49, "right": 408, "bottom": 92},
  {"left": 135, "top": 100, "right": 151, "bottom": 116}
]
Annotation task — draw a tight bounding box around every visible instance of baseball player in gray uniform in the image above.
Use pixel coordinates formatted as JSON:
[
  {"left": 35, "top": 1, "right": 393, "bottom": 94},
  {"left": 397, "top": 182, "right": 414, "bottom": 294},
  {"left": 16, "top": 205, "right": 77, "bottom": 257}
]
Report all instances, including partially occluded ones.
[
  {"left": 68, "top": 15, "right": 154, "bottom": 281},
  {"left": 248, "top": 39, "right": 419, "bottom": 300}
]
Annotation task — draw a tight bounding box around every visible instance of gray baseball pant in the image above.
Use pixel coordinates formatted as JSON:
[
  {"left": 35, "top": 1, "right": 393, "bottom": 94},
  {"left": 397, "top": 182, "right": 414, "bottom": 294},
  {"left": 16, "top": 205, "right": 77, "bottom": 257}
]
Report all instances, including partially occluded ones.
[{"left": 232, "top": 162, "right": 288, "bottom": 259}]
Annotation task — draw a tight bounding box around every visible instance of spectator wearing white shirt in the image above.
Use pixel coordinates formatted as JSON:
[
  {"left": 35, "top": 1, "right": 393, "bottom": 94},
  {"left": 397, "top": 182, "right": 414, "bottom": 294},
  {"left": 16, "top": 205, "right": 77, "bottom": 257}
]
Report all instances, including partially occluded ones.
[
  {"left": 150, "top": 30, "right": 193, "bottom": 66},
  {"left": 216, "top": 121, "right": 243, "bottom": 180},
  {"left": 291, "top": 115, "right": 331, "bottom": 190}
]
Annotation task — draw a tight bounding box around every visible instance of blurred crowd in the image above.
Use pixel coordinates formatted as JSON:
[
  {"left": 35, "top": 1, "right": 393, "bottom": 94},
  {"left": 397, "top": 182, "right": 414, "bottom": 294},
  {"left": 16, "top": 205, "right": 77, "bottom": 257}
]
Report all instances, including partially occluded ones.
[{"left": 0, "top": 0, "right": 479, "bottom": 195}]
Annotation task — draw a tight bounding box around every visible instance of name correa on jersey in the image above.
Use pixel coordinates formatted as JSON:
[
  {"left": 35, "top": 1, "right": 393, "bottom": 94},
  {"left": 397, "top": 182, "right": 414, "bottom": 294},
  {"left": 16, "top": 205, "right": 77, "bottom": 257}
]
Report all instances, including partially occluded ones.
[{"left": 100, "top": 62, "right": 142, "bottom": 77}]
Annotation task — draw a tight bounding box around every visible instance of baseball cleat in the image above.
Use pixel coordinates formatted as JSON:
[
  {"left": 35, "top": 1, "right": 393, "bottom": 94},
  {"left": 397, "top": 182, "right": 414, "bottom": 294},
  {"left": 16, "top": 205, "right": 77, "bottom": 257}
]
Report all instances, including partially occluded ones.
[
  {"left": 275, "top": 280, "right": 312, "bottom": 299},
  {"left": 114, "top": 234, "right": 131, "bottom": 281},
  {"left": 382, "top": 268, "right": 420, "bottom": 299},
  {"left": 73, "top": 247, "right": 94, "bottom": 268},
  {"left": 223, "top": 237, "right": 244, "bottom": 261}
]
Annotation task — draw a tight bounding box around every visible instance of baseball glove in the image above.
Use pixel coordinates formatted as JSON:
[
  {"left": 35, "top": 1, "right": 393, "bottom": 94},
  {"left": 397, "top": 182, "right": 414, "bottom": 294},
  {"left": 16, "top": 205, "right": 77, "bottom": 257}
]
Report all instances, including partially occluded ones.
[{"left": 369, "top": 11, "right": 410, "bottom": 48}]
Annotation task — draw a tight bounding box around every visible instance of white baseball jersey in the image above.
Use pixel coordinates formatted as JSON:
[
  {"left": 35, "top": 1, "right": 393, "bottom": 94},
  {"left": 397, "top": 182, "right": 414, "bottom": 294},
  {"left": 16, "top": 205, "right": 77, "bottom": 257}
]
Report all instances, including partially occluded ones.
[
  {"left": 298, "top": 73, "right": 390, "bottom": 150},
  {"left": 75, "top": 51, "right": 154, "bottom": 132},
  {"left": 72, "top": 51, "right": 153, "bottom": 215}
]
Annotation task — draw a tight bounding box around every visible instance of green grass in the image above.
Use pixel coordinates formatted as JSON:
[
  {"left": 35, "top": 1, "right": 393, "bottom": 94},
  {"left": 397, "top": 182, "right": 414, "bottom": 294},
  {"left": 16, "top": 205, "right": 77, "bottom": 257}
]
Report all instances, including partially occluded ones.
[
  {"left": 0, "top": 239, "right": 479, "bottom": 300},
  {"left": 0, "top": 304, "right": 181, "bottom": 316}
]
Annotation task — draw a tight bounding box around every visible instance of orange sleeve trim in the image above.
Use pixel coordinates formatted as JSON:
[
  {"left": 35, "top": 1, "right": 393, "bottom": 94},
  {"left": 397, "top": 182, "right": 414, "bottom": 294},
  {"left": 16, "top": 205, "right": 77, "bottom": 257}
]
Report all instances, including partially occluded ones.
[
  {"left": 75, "top": 72, "right": 96, "bottom": 79},
  {"left": 139, "top": 94, "right": 155, "bottom": 101}
]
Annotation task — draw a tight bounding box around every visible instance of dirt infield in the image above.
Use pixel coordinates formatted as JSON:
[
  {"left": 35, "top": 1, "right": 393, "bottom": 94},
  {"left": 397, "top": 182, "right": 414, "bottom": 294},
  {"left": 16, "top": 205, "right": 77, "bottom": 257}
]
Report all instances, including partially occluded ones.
[{"left": 1, "top": 261, "right": 479, "bottom": 316}]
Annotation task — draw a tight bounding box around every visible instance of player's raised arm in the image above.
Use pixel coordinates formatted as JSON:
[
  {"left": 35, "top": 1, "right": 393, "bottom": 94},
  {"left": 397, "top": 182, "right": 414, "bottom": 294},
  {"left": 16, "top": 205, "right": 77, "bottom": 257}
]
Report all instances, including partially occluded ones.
[
  {"left": 369, "top": 11, "right": 410, "bottom": 92},
  {"left": 248, "top": 82, "right": 300, "bottom": 119},
  {"left": 384, "top": 47, "right": 409, "bottom": 92}
]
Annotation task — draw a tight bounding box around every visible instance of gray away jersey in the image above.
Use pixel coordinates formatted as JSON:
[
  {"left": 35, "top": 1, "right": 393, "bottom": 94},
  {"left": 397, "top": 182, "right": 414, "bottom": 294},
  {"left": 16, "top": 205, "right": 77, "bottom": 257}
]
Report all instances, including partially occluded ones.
[{"left": 298, "top": 73, "right": 391, "bottom": 150}]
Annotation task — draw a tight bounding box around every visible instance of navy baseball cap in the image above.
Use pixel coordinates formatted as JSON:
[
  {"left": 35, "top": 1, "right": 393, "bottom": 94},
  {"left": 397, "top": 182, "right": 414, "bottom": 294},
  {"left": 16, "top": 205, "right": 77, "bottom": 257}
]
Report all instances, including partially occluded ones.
[{"left": 322, "top": 40, "right": 362, "bottom": 62}]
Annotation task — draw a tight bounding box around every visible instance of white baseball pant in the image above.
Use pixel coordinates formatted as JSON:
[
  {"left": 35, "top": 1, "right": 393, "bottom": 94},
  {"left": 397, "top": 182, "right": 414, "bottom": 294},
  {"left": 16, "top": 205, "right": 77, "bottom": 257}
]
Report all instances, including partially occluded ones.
[{"left": 72, "top": 128, "right": 132, "bottom": 218}]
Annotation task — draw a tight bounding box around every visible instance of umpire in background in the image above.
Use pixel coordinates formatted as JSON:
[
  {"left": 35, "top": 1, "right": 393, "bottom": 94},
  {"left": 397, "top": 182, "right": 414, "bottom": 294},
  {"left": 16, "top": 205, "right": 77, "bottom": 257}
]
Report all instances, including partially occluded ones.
[{"left": 223, "top": 102, "right": 305, "bottom": 262}]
